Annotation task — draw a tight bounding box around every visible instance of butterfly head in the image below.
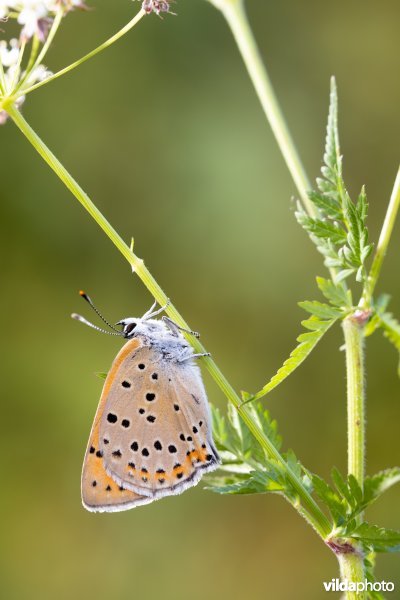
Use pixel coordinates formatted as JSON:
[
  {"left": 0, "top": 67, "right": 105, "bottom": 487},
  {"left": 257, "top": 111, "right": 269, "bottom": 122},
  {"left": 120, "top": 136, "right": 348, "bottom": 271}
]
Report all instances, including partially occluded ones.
[
  {"left": 118, "top": 318, "right": 139, "bottom": 338},
  {"left": 72, "top": 293, "right": 168, "bottom": 340},
  {"left": 117, "top": 317, "right": 166, "bottom": 340}
]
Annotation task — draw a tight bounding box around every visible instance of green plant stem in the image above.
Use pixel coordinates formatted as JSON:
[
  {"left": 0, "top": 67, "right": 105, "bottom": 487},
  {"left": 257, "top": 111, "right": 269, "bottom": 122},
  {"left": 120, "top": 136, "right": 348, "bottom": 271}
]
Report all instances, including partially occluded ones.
[
  {"left": 33, "top": 8, "right": 64, "bottom": 70},
  {"left": 343, "top": 316, "right": 365, "bottom": 496},
  {"left": 14, "top": 8, "right": 64, "bottom": 95},
  {"left": 208, "top": 0, "right": 315, "bottom": 218},
  {"left": 6, "top": 102, "right": 331, "bottom": 540},
  {"left": 25, "top": 35, "right": 41, "bottom": 75},
  {"left": 18, "top": 9, "right": 146, "bottom": 97},
  {"left": 0, "top": 54, "right": 6, "bottom": 95},
  {"left": 341, "top": 315, "right": 367, "bottom": 596},
  {"left": 338, "top": 552, "right": 367, "bottom": 600},
  {"left": 362, "top": 166, "right": 400, "bottom": 306}
]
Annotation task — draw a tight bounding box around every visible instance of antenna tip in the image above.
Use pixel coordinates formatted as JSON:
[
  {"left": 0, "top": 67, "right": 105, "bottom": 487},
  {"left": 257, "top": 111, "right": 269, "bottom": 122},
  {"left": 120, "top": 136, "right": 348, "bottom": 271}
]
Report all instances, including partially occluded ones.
[
  {"left": 71, "top": 313, "right": 82, "bottom": 321},
  {"left": 79, "top": 290, "right": 87, "bottom": 297}
]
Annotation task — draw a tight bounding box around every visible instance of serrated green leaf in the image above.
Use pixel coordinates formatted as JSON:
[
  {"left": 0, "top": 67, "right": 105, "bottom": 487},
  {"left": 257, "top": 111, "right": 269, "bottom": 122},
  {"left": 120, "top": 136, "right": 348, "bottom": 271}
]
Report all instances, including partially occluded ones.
[
  {"left": 339, "top": 187, "right": 372, "bottom": 283},
  {"left": 331, "top": 467, "right": 354, "bottom": 507},
  {"left": 207, "top": 405, "right": 308, "bottom": 501},
  {"left": 252, "top": 467, "right": 288, "bottom": 493},
  {"left": 245, "top": 403, "right": 282, "bottom": 452},
  {"left": 348, "top": 474, "right": 363, "bottom": 506},
  {"left": 211, "top": 403, "right": 281, "bottom": 469},
  {"left": 348, "top": 522, "right": 400, "bottom": 553},
  {"left": 297, "top": 214, "right": 347, "bottom": 245},
  {"left": 206, "top": 475, "right": 266, "bottom": 496},
  {"left": 318, "top": 76, "right": 341, "bottom": 197},
  {"left": 364, "top": 314, "right": 382, "bottom": 338},
  {"left": 285, "top": 449, "right": 302, "bottom": 479},
  {"left": 298, "top": 300, "right": 342, "bottom": 319},
  {"left": 308, "top": 190, "right": 342, "bottom": 220},
  {"left": 334, "top": 268, "right": 356, "bottom": 283},
  {"left": 312, "top": 467, "right": 400, "bottom": 529},
  {"left": 249, "top": 309, "right": 339, "bottom": 403},
  {"left": 364, "top": 468, "right": 400, "bottom": 505},
  {"left": 299, "top": 79, "right": 372, "bottom": 287},
  {"left": 316, "top": 276, "right": 353, "bottom": 308},
  {"left": 375, "top": 294, "right": 391, "bottom": 313},
  {"left": 312, "top": 474, "right": 346, "bottom": 525},
  {"left": 211, "top": 405, "right": 228, "bottom": 448},
  {"left": 379, "top": 312, "right": 400, "bottom": 376}
]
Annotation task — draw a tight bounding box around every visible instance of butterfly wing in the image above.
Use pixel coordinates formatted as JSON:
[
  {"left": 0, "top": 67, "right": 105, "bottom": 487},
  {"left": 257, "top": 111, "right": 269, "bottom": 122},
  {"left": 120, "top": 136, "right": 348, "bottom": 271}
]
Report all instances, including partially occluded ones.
[
  {"left": 81, "top": 338, "right": 153, "bottom": 512},
  {"left": 98, "top": 345, "right": 220, "bottom": 499}
]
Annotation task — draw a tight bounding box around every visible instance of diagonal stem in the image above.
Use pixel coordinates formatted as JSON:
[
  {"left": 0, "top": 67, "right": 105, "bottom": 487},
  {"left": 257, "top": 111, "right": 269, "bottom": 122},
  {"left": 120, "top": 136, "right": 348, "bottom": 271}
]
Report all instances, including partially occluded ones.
[
  {"left": 6, "top": 102, "right": 332, "bottom": 540},
  {"left": 362, "top": 166, "right": 400, "bottom": 306},
  {"left": 208, "top": 0, "right": 316, "bottom": 217}
]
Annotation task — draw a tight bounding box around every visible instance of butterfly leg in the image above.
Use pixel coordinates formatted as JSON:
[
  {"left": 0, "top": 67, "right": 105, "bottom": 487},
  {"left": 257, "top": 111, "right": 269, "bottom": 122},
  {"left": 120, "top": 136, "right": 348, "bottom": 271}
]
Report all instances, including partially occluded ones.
[
  {"left": 178, "top": 351, "right": 211, "bottom": 363},
  {"left": 162, "top": 316, "right": 200, "bottom": 338},
  {"left": 142, "top": 299, "right": 171, "bottom": 320}
]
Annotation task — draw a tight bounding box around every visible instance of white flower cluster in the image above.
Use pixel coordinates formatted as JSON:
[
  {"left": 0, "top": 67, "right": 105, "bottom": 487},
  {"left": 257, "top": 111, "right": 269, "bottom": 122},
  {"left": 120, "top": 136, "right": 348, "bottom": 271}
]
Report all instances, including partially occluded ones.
[
  {"left": 0, "top": 37, "right": 52, "bottom": 123},
  {"left": 0, "top": 0, "right": 83, "bottom": 41}
]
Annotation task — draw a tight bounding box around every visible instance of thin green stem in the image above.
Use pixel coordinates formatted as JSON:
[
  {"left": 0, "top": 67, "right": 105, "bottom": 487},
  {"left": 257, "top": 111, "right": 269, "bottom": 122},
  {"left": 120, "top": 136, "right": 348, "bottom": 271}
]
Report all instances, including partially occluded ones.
[
  {"left": 25, "top": 35, "right": 41, "bottom": 75},
  {"left": 9, "top": 39, "right": 27, "bottom": 93},
  {"left": 0, "top": 54, "right": 6, "bottom": 95},
  {"left": 362, "top": 166, "right": 400, "bottom": 306},
  {"left": 343, "top": 316, "right": 365, "bottom": 497},
  {"left": 32, "top": 8, "right": 64, "bottom": 71},
  {"left": 13, "top": 9, "right": 64, "bottom": 96},
  {"left": 208, "top": 0, "right": 316, "bottom": 218},
  {"left": 7, "top": 102, "right": 331, "bottom": 540},
  {"left": 18, "top": 9, "right": 146, "bottom": 97}
]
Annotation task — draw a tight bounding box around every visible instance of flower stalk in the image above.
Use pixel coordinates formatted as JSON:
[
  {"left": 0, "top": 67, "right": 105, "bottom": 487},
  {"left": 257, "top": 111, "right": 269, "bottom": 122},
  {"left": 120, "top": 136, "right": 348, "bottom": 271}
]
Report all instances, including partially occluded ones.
[
  {"left": 18, "top": 9, "right": 146, "bottom": 97},
  {"left": 362, "top": 167, "right": 400, "bottom": 307},
  {"left": 207, "top": 0, "right": 315, "bottom": 218}
]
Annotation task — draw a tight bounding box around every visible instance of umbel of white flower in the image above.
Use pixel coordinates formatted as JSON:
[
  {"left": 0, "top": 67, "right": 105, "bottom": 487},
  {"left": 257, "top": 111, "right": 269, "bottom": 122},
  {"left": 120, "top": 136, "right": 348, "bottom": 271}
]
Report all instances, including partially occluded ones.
[
  {"left": 0, "top": 0, "right": 86, "bottom": 124},
  {"left": 0, "top": 1, "right": 84, "bottom": 40},
  {"left": 0, "top": 0, "right": 171, "bottom": 125},
  {"left": 0, "top": 38, "right": 52, "bottom": 124}
]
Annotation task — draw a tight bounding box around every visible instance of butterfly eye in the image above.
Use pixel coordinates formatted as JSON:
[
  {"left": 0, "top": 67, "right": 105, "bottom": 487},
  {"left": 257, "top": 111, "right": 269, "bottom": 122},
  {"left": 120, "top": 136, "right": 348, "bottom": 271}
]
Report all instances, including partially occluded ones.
[{"left": 124, "top": 322, "right": 137, "bottom": 336}]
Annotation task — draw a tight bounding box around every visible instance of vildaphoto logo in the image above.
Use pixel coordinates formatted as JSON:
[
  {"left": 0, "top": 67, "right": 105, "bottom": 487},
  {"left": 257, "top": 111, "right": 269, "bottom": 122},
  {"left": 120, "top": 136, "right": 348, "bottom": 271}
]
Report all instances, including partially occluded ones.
[{"left": 323, "top": 579, "right": 395, "bottom": 593}]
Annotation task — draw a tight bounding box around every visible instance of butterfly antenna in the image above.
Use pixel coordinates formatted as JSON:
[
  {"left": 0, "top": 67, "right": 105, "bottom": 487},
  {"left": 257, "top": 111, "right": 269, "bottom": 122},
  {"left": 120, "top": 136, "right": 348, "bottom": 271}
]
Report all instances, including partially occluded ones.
[
  {"left": 71, "top": 313, "right": 123, "bottom": 336},
  {"left": 79, "top": 291, "right": 121, "bottom": 333}
]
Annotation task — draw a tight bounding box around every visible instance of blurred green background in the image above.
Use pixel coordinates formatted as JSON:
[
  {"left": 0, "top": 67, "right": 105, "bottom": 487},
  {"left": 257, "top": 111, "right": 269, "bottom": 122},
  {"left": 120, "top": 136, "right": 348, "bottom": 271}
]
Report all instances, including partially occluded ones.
[{"left": 1, "top": 1, "right": 399, "bottom": 598}]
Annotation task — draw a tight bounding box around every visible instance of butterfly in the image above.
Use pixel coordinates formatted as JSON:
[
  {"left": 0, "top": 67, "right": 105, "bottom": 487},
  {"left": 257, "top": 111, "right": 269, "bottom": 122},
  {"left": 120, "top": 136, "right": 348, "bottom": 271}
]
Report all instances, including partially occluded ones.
[{"left": 72, "top": 292, "right": 220, "bottom": 512}]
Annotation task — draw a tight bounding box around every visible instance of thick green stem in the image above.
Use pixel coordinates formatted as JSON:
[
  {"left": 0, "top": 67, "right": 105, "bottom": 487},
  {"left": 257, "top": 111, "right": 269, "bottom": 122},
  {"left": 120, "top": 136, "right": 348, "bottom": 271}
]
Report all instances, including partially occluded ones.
[
  {"left": 340, "top": 314, "right": 367, "bottom": 597},
  {"left": 343, "top": 315, "right": 365, "bottom": 494},
  {"left": 6, "top": 102, "right": 331, "bottom": 540},
  {"left": 208, "top": 0, "right": 316, "bottom": 218},
  {"left": 362, "top": 166, "right": 400, "bottom": 306},
  {"left": 338, "top": 552, "right": 367, "bottom": 600}
]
